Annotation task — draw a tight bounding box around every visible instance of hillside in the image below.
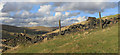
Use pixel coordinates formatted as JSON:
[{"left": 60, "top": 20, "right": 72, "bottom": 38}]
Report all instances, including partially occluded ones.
[
  {"left": 5, "top": 23, "right": 118, "bottom": 53},
  {"left": 2, "top": 24, "right": 55, "bottom": 35},
  {"left": 26, "top": 26, "right": 57, "bottom": 32},
  {"left": 4, "top": 14, "right": 119, "bottom": 53},
  {"left": 42, "top": 14, "right": 119, "bottom": 36},
  {"left": 1, "top": 24, "right": 57, "bottom": 52},
  {"left": 2, "top": 24, "right": 57, "bottom": 38}
]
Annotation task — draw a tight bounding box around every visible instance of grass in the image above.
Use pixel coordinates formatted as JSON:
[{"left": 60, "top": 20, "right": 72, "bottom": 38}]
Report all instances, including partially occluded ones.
[
  {"left": 97, "top": 14, "right": 119, "bottom": 19},
  {"left": 5, "top": 23, "right": 118, "bottom": 53},
  {"left": 26, "top": 26, "right": 56, "bottom": 32}
]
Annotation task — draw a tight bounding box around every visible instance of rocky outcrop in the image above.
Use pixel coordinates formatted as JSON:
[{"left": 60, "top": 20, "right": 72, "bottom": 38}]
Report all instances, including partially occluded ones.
[{"left": 32, "top": 16, "right": 119, "bottom": 42}]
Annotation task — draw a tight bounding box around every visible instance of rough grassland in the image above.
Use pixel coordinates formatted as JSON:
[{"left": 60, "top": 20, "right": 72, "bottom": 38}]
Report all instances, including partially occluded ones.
[{"left": 5, "top": 23, "right": 118, "bottom": 53}]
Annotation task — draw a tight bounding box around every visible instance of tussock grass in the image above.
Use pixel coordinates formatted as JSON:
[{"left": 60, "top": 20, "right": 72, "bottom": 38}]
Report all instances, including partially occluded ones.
[{"left": 5, "top": 24, "right": 118, "bottom": 53}]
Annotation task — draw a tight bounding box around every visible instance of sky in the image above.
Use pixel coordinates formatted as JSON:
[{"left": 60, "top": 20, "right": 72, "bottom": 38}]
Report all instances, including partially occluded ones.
[{"left": 0, "top": 0, "right": 119, "bottom": 27}]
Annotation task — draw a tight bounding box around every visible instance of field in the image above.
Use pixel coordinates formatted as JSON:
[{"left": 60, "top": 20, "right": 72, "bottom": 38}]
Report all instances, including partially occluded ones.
[{"left": 5, "top": 23, "right": 118, "bottom": 53}]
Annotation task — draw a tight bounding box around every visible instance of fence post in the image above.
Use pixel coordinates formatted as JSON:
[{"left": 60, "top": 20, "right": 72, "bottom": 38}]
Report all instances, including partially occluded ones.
[
  {"left": 99, "top": 11, "right": 103, "bottom": 29},
  {"left": 24, "top": 29, "right": 26, "bottom": 36},
  {"left": 59, "top": 19, "right": 61, "bottom": 35}
]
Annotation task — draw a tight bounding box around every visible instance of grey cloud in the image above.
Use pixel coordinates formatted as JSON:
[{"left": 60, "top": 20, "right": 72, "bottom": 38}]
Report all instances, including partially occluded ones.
[
  {"left": 2, "top": 2, "right": 33, "bottom": 13},
  {"left": 55, "top": 2, "right": 118, "bottom": 13},
  {"left": 0, "top": 2, "right": 118, "bottom": 27},
  {"left": 1, "top": 11, "right": 81, "bottom": 27},
  {"left": 1, "top": 2, "right": 47, "bottom": 13},
  {"left": 1, "top": 0, "right": 119, "bottom": 2},
  {"left": 68, "top": 12, "right": 80, "bottom": 17},
  {"left": 2, "top": 11, "right": 45, "bottom": 18},
  {"left": 61, "top": 16, "right": 87, "bottom": 26}
]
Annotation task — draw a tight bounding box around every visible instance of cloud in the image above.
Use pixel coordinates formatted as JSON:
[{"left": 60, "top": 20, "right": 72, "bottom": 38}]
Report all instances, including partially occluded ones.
[
  {"left": 0, "top": 2, "right": 5, "bottom": 11},
  {"left": 0, "top": 2, "right": 118, "bottom": 27},
  {"left": 55, "top": 2, "right": 118, "bottom": 13},
  {"left": 0, "top": 2, "right": 8, "bottom": 17},
  {"left": 38, "top": 5, "right": 52, "bottom": 15},
  {"left": 55, "top": 12, "right": 62, "bottom": 16},
  {"left": 2, "top": 2, "right": 32, "bottom": 13},
  {"left": 1, "top": 3, "right": 52, "bottom": 18},
  {"left": 28, "top": 22, "right": 38, "bottom": 25},
  {"left": 62, "top": 16, "right": 87, "bottom": 26},
  {"left": 68, "top": 12, "right": 80, "bottom": 16},
  {"left": 0, "top": 11, "right": 81, "bottom": 27},
  {"left": 65, "top": 12, "right": 70, "bottom": 16},
  {"left": 1, "top": 2, "right": 47, "bottom": 13},
  {"left": 1, "top": 0, "right": 119, "bottom": 2},
  {"left": 3, "top": 10, "right": 46, "bottom": 18},
  {"left": 0, "top": 17, "right": 15, "bottom": 24}
]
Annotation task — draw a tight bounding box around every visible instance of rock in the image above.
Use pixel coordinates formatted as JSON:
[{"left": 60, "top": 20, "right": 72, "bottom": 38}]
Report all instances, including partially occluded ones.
[
  {"left": 84, "top": 32, "right": 89, "bottom": 35},
  {"left": 43, "top": 38, "right": 47, "bottom": 42}
]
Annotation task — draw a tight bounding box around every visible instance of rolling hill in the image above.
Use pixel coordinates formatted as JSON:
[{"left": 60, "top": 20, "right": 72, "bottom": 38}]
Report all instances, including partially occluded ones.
[
  {"left": 4, "top": 14, "right": 119, "bottom": 53},
  {"left": 1, "top": 24, "right": 58, "bottom": 52},
  {"left": 2, "top": 24, "right": 56, "bottom": 34},
  {"left": 5, "top": 23, "right": 118, "bottom": 53},
  {"left": 26, "top": 26, "right": 57, "bottom": 32},
  {"left": 2, "top": 24, "right": 57, "bottom": 39}
]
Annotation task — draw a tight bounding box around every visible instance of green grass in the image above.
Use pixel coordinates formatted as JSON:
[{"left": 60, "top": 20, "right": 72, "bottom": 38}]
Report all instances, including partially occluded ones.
[
  {"left": 5, "top": 23, "right": 118, "bottom": 53},
  {"left": 98, "top": 14, "right": 119, "bottom": 19}
]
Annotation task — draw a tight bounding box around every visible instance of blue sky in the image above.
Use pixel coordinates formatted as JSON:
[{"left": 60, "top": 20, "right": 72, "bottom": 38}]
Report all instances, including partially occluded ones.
[
  {"left": 11, "top": 2, "right": 118, "bottom": 18},
  {"left": 0, "top": 2, "right": 119, "bottom": 27}
]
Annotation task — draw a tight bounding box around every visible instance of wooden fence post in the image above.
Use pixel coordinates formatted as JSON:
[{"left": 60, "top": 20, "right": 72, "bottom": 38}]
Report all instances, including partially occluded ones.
[
  {"left": 99, "top": 11, "right": 103, "bottom": 29},
  {"left": 59, "top": 19, "right": 61, "bottom": 35},
  {"left": 24, "top": 29, "right": 26, "bottom": 36}
]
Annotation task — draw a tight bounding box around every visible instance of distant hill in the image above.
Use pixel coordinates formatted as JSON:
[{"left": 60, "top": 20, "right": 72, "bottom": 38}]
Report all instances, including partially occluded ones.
[
  {"left": 26, "top": 26, "right": 57, "bottom": 32},
  {"left": 2, "top": 24, "right": 57, "bottom": 39},
  {"left": 2, "top": 24, "right": 54, "bottom": 33},
  {"left": 1, "top": 24, "right": 58, "bottom": 52}
]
